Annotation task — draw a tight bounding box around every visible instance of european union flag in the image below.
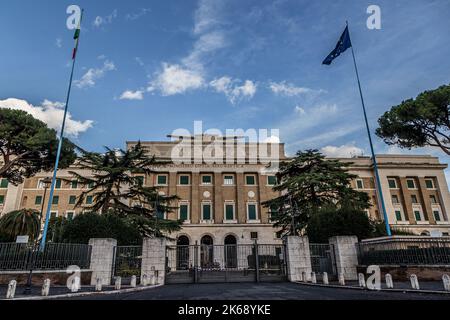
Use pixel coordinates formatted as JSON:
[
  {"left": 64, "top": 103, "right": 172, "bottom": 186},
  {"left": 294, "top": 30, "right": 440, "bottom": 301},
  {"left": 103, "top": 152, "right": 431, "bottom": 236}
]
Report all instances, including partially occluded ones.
[{"left": 322, "top": 26, "right": 352, "bottom": 65}]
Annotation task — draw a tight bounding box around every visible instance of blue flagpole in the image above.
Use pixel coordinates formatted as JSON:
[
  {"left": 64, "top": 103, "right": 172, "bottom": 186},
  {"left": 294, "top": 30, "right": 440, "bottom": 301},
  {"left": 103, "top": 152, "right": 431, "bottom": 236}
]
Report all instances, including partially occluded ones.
[
  {"left": 347, "top": 22, "right": 392, "bottom": 236},
  {"left": 40, "top": 10, "right": 84, "bottom": 251}
]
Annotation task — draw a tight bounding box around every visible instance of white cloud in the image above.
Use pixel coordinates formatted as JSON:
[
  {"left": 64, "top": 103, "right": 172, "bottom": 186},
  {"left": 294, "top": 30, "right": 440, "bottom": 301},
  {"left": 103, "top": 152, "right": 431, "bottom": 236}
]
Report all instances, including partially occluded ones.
[
  {"left": 210, "top": 77, "right": 257, "bottom": 104},
  {"left": 126, "top": 8, "right": 151, "bottom": 21},
  {"left": 321, "top": 144, "right": 365, "bottom": 158},
  {"left": 294, "top": 106, "right": 306, "bottom": 115},
  {"left": 75, "top": 60, "right": 116, "bottom": 89},
  {"left": 119, "top": 90, "right": 144, "bottom": 101},
  {"left": 93, "top": 9, "right": 118, "bottom": 28},
  {"left": 0, "top": 98, "right": 93, "bottom": 137},
  {"left": 55, "top": 38, "right": 62, "bottom": 48},
  {"left": 148, "top": 63, "right": 205, "bottom": 96},
  {"left": 269, "top": 81, "right": 324, "bottom": 97}
]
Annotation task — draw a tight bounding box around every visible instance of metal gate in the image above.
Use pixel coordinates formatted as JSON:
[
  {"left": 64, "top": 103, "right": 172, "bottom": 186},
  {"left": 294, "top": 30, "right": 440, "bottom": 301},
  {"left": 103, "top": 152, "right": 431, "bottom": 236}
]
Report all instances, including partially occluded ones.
[
  {"left": 165, "top": 243, "right": 287, "bottom": 284},
  {"left": 112, "top": 245, "right": 142, "bottom": 284},
  {"left": 309, "top": 244, "right": 337, "bottom": 279}
]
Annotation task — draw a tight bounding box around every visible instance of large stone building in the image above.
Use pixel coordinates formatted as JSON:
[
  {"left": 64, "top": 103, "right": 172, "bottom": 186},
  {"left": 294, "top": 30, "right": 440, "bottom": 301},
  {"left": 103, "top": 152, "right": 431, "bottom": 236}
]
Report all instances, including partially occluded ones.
[{"left": 1, "top": 136, "right": 449, "bottom": 245}]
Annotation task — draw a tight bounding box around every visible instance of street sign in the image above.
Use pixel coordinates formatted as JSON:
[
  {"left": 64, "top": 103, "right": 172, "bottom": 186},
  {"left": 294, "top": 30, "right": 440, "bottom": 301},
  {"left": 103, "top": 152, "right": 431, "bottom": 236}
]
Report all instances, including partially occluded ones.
[{"left": 16, "top": 235, "right": 29, "bottom": 244}]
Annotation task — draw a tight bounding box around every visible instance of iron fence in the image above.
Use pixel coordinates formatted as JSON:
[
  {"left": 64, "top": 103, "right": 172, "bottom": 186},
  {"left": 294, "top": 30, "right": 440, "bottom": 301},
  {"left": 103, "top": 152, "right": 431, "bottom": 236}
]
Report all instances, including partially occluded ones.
[
  {"left": 113, "top": 245, "right": 142, "bottom": 279},
  {"left": 309, "top": 244, "right": 337, "bottom": 276},
  {"left": 0, "top": 242, "right": 92, "bottom": 271},
  {"left": 357, "top": 237, "right": 450, "bottom": 266}
]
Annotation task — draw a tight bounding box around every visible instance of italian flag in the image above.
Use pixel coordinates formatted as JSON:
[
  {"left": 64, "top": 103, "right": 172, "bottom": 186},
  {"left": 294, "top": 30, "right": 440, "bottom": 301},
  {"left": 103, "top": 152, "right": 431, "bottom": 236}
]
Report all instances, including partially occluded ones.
[{"left": 72, "top": 12, "right": 82, "bottom": 60}]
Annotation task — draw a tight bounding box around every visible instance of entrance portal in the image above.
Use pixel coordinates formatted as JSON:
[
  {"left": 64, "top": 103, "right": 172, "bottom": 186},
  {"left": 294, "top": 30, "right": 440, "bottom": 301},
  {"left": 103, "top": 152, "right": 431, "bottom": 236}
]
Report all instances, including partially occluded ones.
[
  {"left": 224, "top": 235, "right": 238, "bottom": 268},
  {"left": 201, "top": 235, "right": 214, "bottom": 268},
  {"left": 176, "top": 236, "right": 190, "bottom": 270}
]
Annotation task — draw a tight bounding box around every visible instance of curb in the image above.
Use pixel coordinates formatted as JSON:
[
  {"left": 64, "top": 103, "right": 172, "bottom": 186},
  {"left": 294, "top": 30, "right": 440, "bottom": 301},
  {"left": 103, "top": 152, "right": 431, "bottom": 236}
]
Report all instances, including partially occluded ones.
[
  {"left": 293, "top": 281, "right": 450, "bottom": 296},
  {"left": 2, "top": 284, "right": 164, "bottom": 301}
]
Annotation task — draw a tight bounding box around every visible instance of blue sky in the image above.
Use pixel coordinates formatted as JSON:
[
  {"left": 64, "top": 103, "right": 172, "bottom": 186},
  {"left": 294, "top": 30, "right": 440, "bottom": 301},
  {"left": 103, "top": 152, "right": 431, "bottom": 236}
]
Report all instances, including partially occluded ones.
[{"left": 0, "top": 0, "right": 449, "bottom": 180}]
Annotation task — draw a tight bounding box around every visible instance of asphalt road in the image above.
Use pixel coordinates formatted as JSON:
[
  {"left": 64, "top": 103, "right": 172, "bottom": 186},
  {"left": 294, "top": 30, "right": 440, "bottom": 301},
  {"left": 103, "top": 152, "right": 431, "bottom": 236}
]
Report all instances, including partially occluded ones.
[{"left": 68, "top": 282, "right": 450, "bottom": 300}]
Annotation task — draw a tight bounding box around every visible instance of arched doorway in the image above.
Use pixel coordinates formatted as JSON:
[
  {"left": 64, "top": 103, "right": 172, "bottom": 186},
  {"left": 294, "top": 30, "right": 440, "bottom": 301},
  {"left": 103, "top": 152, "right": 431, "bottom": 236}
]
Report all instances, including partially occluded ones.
[
  {"left": 201, "top": 235, "right": 214, "bottom": 268},
  {"left": 224, "top": 235, "right": 237, "bottom": 268},
  {"left": 176, "top": 236, "right": 190, "bottom": 270}
]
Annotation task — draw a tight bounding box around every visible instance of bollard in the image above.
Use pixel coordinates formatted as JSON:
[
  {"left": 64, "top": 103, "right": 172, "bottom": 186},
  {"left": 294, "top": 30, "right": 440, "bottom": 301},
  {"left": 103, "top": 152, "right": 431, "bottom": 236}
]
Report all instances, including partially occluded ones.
[
  {"left": 358, "top": 273, "right": 366, "bottom": 288},
  {"left": 71, "top": 276, "right": 80, "bottom": 293},
  {"left": 385, "top": 274, "right": 394, "bottom": 289},
  {"left": 322, "top": 272, "right": 329, "bottom": 285},
  {"left": 142, "top": 274, "right": 148, "bottom": 286},
  {"left": 155, "top": 270, "right": 159, "bottom": 285},
  {"left": 410, "top": 274, "right": 420, "bottom": 290},
  {"left": 130, "top": 275, "right": 137, "bottom": 288},
  {"left": 311, "top": 272, "right": 317, "bottom": 284},
  {"left": 42, "top": 279, "right": 51, "bottom": 297},
  {"left": 339, "top": 273, "right": 345, "bottom": 286},
  {"left": 6, "top": 280, "right": 17, "bottom": 299},
  {"left": 301, "top": 272, "right": 307, "bottom": 283},
  {"left": 115, "top": 277, "right": 122, "bottom": 290},
  {"left": 95, "top": 278, "right": 103, "bottom": 292},
  {"left": 150, "top": 274, "right": 156, "bottom": 286},
  {"left": 442, "top": 274, "right": 450, "bottom": 292}
]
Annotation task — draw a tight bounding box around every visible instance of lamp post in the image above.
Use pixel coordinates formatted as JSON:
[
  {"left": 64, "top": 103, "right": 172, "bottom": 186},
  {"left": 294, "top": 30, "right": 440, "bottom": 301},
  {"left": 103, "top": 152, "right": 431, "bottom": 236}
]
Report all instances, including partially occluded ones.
[{"left": 24, "top": 177, "right": 52, "bottom": 295}]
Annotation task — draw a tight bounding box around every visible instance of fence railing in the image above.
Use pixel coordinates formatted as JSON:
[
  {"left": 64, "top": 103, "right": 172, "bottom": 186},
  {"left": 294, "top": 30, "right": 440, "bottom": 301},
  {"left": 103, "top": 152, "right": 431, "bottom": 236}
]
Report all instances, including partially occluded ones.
[
  {"left": 0, "top": 243, "right": 92, "bottom": 271},
  {"left": 357, "top": 237, "right": 450, "bottom": 266}
]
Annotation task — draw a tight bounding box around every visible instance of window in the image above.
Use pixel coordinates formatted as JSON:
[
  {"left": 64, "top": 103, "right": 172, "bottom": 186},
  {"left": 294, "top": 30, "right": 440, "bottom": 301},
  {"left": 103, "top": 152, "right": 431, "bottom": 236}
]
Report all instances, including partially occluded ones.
[
  {"left": 50, "top": 211, "right": 58, "bottom": 219},
  {"left": 135, "top": 176, "right": 144, "bottom": 186},
  {"left": 267, "top": 176, "right": 277, "bottom": 186},
  {"left": 425, "top": 179, "right": 435, "bottom": 189},
  {"left": 356, "top": 179, "right": 364, "bottom": 190},
  {"left": 392, "top": 195, "right": 400, "bottom": 204},
  {"left": 156, "top": 210, "right": 165, "bottom": 220},
  {"left": 202, "top": 203, "right": 212, "bottom": 221},
  {"left": 35, "top": 196, "right": 43, "bottom": 205},
  {"left": 247, "top": 203, "right": 258, "bottom": 221},
  {"left": 55, "top": 179, "right": 62, "bottom": 189},
  {"left": 179, "top": 204, "right": 189, "bottom": 221},
  {"left": 225, "top": 204, "right": 235, "bottom": 221},
  {"left": 388, "top": 179, "right": 397, "bottom": 189},
  {"left": 0, "top": 179, "right": 8, "bottom": 189},
  {"left": 69, "top": 195, "right": 77, "bottom": 205},
  {"left": 179, "top": 175, "right": 190, "bottom": 185},
  {"left": 246, "top": 175, "right": 256, "bottom": 185},
  {"left": 250, "top": 232, "right": 258, "bottom": 240},
  {"left": 157, "top": 175, "right": 167, "bottom": 186},
  {"left": 71, "top": 180, "right": 78, "bottom": 189},
  {"left": 407, "top": 179, "right": 416, "bottom": 189},
  {"left": 86, "top": 182, "right": 94, "bottom": 189},
  {"left": 86, "top": 196, "right": 93, "bottom": 205},
  {"left": 52, "top": 196, "right": 59, "bottom": 205},
  {"left": 224, "top": 176, "right": 234, "bottom": 185},
  {"left": 430, "top": 195, "right": 438, "bottom": 204},
  {"left": 433, "top": 210, "right": 441, "bottom": 222},
  {"left": 0, "top": 195, "right": 4, "bottom": 205},
  {"left": 202, "top": 175, "right": 212, "bottom": 185},
  {"left": 395, "top": 210, "right": 402, "bottom": 221},
  {"left": 411, "top": 195, "right": 418, "bottom": 204},
  {"left": 414, "top": 210, "right": 422, "bottom": 221},
  {"left": 66, "top": 212, "right": 75, "bottom": 220}
]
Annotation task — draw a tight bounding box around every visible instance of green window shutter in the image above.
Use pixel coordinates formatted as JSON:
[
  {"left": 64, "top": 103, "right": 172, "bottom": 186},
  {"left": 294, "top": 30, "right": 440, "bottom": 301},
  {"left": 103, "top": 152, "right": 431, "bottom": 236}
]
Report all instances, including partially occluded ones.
[
  {"left": 180, "top": 205, "right": 189, "bottom": 221},
  {"left": 55, "top": 179, "right": 62, "bottom": 189},
  {"left": 35, "top": 196, "right": 43, "bottom": 205},
  {"left": 156, "top": 211, "right": 165, "bottom": 219},
  {"left": 434, "top": 211, "right": 441, "bottom": 221},
  {"left": 86, "top": 196, "right": 93, "bottom": 204},
  {"left": 225, "top": 205, "right": 234, "bottom": 220},
  {"left": 67, "top": 213, "right": 74, "bottom": 220},
  {"left": 203, "top": 204, "right": 211, "bottom": 220},
  {"left": 71, "top": 180, "right": 78, "bottom": 189},
  {"left": 202, "top": 175, "right": 212, "bottom": 184},
  {"left": 246, "top": 176, "right": 255, "bottom": 185},
  {"left": 157, "top": 175, "right": 167, "bottom": 185},
  {"left": 414, "top": 211, "right": 421, "bottom": 221},
  {"left": 0, "top": 195, "right": 4, "bottom": 204},
  {"left": 407, "top": 180, "right": 415, "bottom": 189},
  {"left": 388, "top": 179, "right": 397, "bottom": 189},
  {"left": 267, "top": 176, "right": 277, "bottom": 186},
  {"left": 69, "top": 196, "right": 77, "bottom": 205},
  {"left": 180, "top": 176, "right": 190, "bottom": 185},
  {"left": 248, "top": 204, "right": 257, "bottom": 220},
  {"left": 52, "top": 196, "right": 59, "bottom": 205},
  {"left": 136, "top": 176, "right": 144, "bottom": 186},
  {"left": 395, "top": 211, "right": 402, "bottom": 221},
  {"left": 356, "top": 180, "right": 364, "bottom": 189},
  {"left": 0, "top": 179, "right": 9, "bottom": 188},
  {"left": 425, "top": 180, "right": 434, "bottom": 189}
]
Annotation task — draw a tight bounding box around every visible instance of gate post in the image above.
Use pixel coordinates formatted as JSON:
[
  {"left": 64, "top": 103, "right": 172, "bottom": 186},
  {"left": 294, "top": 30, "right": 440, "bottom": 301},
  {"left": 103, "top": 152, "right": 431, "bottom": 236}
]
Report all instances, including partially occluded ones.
[
  {"left": 329, "top": 236, "right": 359, "bottom": 281},
  {"left": 141, "top": 238, "right": 166, "bottom": 285},
  {"left": 88, "top": 238, "right": 117, "bottom": 286},
  {"left": 194, "top": 241, "right": 199, "bottom": 283},
  {"left": 254, "top": 240, "right": 260, "bottom": 283},
  {"left": 284, "top": 236, "right": 312, "bottom": 282}
]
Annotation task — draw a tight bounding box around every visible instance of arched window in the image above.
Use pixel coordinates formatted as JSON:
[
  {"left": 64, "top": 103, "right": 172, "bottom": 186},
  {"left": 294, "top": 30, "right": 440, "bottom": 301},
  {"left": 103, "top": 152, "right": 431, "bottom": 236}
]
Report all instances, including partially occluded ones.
[
  {"left": 200, "top": 235, "right": 214, "bottom": 268},
  {"left": 176, "top": 236, "right": 190, "bottom": 270},
  {"left": 224, "top": 235, "right": 237, "bottom": 268}
]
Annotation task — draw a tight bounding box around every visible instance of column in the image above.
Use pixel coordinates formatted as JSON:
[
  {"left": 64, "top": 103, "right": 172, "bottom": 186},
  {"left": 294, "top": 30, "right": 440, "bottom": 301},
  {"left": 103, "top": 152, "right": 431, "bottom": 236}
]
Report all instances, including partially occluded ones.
[
  {"left": 329, "top": 236, "right": 359, "bottom": 281},
  {"left": 88, "top": 238, "right": 117, "bottom": 285}
]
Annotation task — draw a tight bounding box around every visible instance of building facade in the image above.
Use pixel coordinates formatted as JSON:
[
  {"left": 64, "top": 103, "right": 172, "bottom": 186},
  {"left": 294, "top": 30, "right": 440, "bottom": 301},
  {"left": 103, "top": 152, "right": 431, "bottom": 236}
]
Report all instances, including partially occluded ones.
[{"left": 1, "top": 136, "right": 450, "bottom": 245}]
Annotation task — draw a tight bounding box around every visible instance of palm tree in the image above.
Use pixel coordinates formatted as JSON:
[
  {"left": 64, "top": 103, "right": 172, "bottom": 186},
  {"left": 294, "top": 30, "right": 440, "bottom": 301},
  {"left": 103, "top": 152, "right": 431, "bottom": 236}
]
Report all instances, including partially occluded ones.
[{"left": 0, "top": 209, "right": 40, "bottom": 242}]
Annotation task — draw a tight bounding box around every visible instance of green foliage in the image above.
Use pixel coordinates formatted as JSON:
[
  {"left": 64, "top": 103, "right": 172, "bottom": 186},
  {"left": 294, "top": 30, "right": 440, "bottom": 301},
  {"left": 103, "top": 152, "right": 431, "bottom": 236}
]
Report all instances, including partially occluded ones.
[
  {"left": 306, "top": 206, "right": 376, "bottom": 243},
  {"left": 47, "top": 216, "right": 67, "bottom": 243},
  {"left": 60, "top": 212, "right": 142, "bottom": 245},
  {"left": 376, "top": 84, "right": 450, "bottom": 155},
  {"left": 0, "top": 109, "right": 77, "bottom": 185},
  {"left": 373, "top": 221, "right": 417, "bottom": 237},
  {"left": 263, "top": 150, "right": 370, "bottom": 237},
  {"left": 69, "top": 142, "right": 182, "bottom": 238},
  {"left": 0, "top": 209, "right": 40, "bottom": 241}
]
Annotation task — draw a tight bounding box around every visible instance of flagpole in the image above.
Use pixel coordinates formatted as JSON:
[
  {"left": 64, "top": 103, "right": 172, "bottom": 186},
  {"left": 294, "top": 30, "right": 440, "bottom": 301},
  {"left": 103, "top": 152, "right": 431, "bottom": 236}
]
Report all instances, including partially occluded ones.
[
  {"left": 40, "top": 9, "right": 84, "bottom": 251},
  {"left": 347, "top": 22, "right": 392, "bottom": 236}
]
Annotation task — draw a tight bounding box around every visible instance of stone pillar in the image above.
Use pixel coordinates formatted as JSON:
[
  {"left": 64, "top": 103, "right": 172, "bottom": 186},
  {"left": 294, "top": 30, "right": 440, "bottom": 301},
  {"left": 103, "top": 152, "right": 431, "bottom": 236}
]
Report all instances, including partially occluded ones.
[
  {"left": 141, "top": 237, "right": 166, "bottom": 285},
  {"left": 284, "top": 236, "right": 312, "bottom": 282},
  {"left": 88, "top": 238, "right": 117, "bottom": 286},
  {"left": 329, "top": 236, "right": 359, "bottom": 281}
]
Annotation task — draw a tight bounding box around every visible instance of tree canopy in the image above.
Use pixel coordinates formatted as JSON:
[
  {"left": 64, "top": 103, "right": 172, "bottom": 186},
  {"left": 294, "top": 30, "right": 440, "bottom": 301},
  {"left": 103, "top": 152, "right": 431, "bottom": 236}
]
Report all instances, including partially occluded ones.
[
  {"left": 376, "top": 84, "right": 450, "bottom": 155},
  {"left": 0, "top": 209, "right": 40, "bottom": 242},
  {"left": 263, "top": 150, "right": 370, "bottom": 237},
  {"left": 0, "top": 109, "right": 77, "bottom": 185}
]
